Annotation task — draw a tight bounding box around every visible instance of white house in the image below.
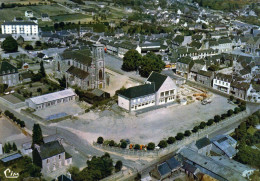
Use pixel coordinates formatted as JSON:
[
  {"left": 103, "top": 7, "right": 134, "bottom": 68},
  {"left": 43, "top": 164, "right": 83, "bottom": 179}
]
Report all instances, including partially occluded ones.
[
  {"left": 25, "top": 11, "right": 33, "bottom": 18},
  {"left": 213, "top": 73, "right": 232, "bottom": 94},
  {"left": 118, "top": 72, "right": 178, "bottom": 111},
  {"left": 25, "top": 89, "right": 76, "bottom": 110},
  {"left": 1, "top": 21, "right": 39, "bottom": 41},
  {"left": 247, "top": 84, "right": 260, "bottom": 103}
]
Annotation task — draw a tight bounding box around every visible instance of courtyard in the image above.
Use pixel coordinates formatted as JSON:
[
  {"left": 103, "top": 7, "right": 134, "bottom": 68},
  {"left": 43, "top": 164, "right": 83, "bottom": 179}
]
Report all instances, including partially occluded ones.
[{"left": 52, "top": 93, "right": 236, "bottom": 145}]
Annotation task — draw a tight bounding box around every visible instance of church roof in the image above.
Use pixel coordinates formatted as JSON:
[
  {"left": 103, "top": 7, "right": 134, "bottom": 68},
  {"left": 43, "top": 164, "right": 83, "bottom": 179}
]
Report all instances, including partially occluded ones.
[
  {"left": 61, "top": 49, "right": 92, "bottom": 66},
  {"left": 66, "top": 66, "right": 89, "bottom": 80}
]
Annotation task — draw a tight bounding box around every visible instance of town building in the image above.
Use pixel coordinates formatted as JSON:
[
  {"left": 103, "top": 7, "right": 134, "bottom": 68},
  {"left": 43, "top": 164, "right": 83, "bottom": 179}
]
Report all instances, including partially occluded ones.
[
  {"left": 0, "top": 61, "right": 19, "bottom": 87},
  {"left": 212, "top": 73, "right": 232, "bottom": 94},
  {"left": 176, "top": 57, "right": 194, "bottom": 78},
  {"left": 197, "top": 70, "right": 214, "bottom": 87},
  {"left": 247, "top": 84, "right": 260, "bottom": 102},
  {"left": 42, "top": 13, "right": 50, "bottom": 21},
  {"left": 25, "top": 89, "right": 76, "bottom": 110},
  {"left": 1, "top": 21, "right": 39, "bottom": 41},
  {"left": 118, "top": 72, "right": 178, "bottom": 111},
  {"left": 33, "top": 140, "right": 72, "bottom": 173},
  {"left": 211, "top": 135, "right": 237, "bottom": 158},
  {"left": 25, "top": 11, "right": 33, "bottom": 18},
  {"left": 190, "top": 136, "right": 212, "bottom": 156}
]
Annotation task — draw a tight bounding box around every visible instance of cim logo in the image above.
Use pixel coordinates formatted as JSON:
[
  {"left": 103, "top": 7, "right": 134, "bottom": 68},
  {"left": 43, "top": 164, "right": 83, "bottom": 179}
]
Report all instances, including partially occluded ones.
[{"left": 4, "top": 168, "right": 19, "bottom": 179}]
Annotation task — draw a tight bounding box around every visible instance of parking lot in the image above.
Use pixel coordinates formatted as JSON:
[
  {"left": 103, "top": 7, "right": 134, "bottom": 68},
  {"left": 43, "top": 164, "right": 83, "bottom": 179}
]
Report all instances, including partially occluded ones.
[{"left": 53, "top": 93, "right": 236, "bottom": 145}]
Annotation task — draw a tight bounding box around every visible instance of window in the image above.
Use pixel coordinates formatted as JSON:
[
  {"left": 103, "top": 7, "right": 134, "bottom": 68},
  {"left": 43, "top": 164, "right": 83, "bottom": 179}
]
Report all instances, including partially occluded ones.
[
  {"left": 170, "top": 90, "right": 174, "bottom": 94},
  {"left": 160, "top": 92, "right": 164, "bottom": 97},
  {"left": 59, "top": 155, "right": 61, "bottom": 159},
  {"left": 47, "top": 159, "right": 49, "bottom": 163},
  {"left": 165, "top": 91, "right": 169, "bottom": 96}
]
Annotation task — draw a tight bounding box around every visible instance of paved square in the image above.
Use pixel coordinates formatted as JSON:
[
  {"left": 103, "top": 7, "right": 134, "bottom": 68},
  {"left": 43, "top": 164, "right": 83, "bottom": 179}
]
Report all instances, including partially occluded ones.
[{"left": 53, "top": 93, "right": 236, "bottom": 145}]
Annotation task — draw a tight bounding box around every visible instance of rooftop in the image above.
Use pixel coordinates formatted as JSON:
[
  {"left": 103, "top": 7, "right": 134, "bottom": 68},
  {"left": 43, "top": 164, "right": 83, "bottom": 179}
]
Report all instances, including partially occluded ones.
[
  {"left": 119, "top": 83, "right": 155, "bottom": 99},
  {"left": 146, "top": 71, "right": 168, "bottom": 91},
  {"left": 38, "top": 140, "right": 65, "bottom": 160}
]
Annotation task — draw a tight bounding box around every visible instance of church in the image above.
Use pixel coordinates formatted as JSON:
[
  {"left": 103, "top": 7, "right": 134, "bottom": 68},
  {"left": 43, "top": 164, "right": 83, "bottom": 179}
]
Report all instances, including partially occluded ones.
[{"left": 53, "top": 44, "right": 106, "bottom": 90}]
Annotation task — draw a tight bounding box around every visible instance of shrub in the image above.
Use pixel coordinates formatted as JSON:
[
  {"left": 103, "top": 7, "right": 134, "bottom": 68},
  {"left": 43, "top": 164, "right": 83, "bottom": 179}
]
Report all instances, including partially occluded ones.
[
  {"left": 229, "top": 95, "right": 234, "bottom": 101},
  {"left": 109, "top": 140, "right": 115, "bottom": 147},
  {"left": 97, "top": 137, "right": 104, "bottom": 144},
  {"left": 167, "top": 137, "right": 176, "bottom": 144},
  {"left": 115, "top": 160, "right": 123, "bottom": 172},
  {"left": 134, "top": 144, "right": 140, "bottom": 150},
  {"left": 19, "top": 121, "right": 25, "bottom": 128},
  {"left": 120, "top": 141, "right": 127, "bottom": 149},
  {"left": 184, "top": 130, "right": 191, "bottom": 137},
  {"left": 199, "top": 122, "right": 206, "bottom": 129},
  {"left": 207, "top": 119, "right": 214, "bottom": 126},
  {"left": 158, "top": 140, "right": 168, "bottom": 148},
  {"left": 192, "top": 126, "right": 199, "bottom": 133},
  {"left": 227, "top": 109, "right": 234, "bottom": 116},
  {"left": 214, "top": 115, "right": 221, "bottom": 123},
  {"left": 147, "top": 142, "right": 155, "bottom": 150},
  {"left": 234, "top": 107, "right": 241, "bottom": 114},
  {"left": 240, "top": 105, "right": 246, "bottom": 111},
  {"left": 175, "top": 133, "right": 184, "bottom": 140},
  {"left": 221, "top": 114, "right": 228, "bottom": 120}
]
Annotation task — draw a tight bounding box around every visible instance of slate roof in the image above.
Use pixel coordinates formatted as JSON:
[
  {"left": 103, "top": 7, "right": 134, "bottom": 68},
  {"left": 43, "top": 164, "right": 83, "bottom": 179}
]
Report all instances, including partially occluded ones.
[
  {"left": 56, "top": 175, "right": 73, "bottom": 181},
  {"left": 178, "top": 57, "right": 193, "bottom": 64},
  {"left": 1, "top": 153, "right": 23, "bottom": 163},
  {"left": 0, "top": 61, "right": 18, "bottom": 76},
  {"left": 157, "top": 162, "right": 171, "bottom": 177},
  {"left": 195, "top": 137, "right": 211, "bottom": 149},
  {"left": 198, "top": 70, "right": 213, "bottom": 77},
  {"left": 61, "top": 49, "right": 92, "bottom": 66},
  {"left": 190, "top": 63, "right": 205, "bottom": 73},
  {"left": 146, "top": 72, "right": 167, "bottom": 91},
  {"left": 119, "top": 83, "right": 155, "bottom": 99},
  {"left": 38, "top": 140, "right": 65, "bottom": 160},
  {"left": 211, "top": 135, "right": 237, "bottom": 158},
  {"left": 182, "top": 161, "right": 199, "bottom": 174},
  {"left": 2, "top": 21, "right": 37, "bottom": 25},
  {"left": 214, "top": 73, "right": 232, "bottom": 82},
  {"left": 91, "top": 89, "right": 106, "bottom": 97},
  {"left": 166, "top": 157, "right": 181, "bottom": 170},
  {"left": 66, "top": 66, "right": 89, "bottom": 80}
]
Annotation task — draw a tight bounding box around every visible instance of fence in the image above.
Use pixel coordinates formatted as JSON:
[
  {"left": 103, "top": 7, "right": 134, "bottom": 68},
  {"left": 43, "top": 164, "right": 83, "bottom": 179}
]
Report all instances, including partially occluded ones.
[{"left": 93, "top": 111, "right": 248, "bottom": 158}]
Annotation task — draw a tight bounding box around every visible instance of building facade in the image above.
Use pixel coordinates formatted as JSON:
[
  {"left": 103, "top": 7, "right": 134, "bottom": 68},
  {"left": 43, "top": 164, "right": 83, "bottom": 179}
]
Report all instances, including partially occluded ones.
[
  {"left": 0, "top": 61, "right": 19, "bottom": 87},
  {"left": 213, "top": 73, "right": 232, "bottom": 94},
  {"left": 1, "top": 21, "right": 39, "bottom": 41}
]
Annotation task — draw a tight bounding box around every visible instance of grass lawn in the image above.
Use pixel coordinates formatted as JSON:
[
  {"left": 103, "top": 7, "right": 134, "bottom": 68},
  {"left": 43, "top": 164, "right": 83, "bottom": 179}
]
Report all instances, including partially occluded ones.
[{"left": 51, "top": 13, "right": 90, "bottom": 22}]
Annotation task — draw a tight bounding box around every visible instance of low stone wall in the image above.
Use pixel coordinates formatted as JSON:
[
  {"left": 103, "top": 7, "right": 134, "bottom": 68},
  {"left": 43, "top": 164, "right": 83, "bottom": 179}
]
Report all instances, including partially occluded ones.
[{"left": 93, "top": 111, "right": 248, "bottom": 158}]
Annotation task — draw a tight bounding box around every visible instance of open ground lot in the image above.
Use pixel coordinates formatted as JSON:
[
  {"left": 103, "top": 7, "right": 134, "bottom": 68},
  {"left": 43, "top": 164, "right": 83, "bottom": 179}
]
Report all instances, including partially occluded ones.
[
  {"left": 52, "top": 93, "right": 236, "bottom": 145},
  {"left": 1, "top": 94, "right": 23, "bottom": 104},
  {"left": 0, "top": 117, "right": 31, "bottom": 148}
]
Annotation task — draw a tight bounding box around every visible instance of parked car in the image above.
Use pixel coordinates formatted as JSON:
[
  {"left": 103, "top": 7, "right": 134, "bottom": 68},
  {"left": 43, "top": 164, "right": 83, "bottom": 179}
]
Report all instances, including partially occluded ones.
[{"left": 202, "top": 98, "right": 212, "bottom": 105}]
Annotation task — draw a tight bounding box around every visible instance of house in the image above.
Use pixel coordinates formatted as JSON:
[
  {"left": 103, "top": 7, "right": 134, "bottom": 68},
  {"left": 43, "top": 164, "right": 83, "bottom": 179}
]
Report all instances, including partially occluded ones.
[
  {"left": 140, "top": 41, "right": 161, "bottom": 55},
  {"left": 245, "top": 37, "right": 260, "bottom": 56},
  {"left": 42, "top": 13, "right": 50, "bottom": 21},
  {"left": 181, "top": 161, "right": 200, "bottom": 180},
  {"left": 151, "top": 157, "right": 181, "bottom": 180},
  {"left": 230, "top": 82, "right": 250, "bottom": 100},
  {"left": 0, "top": 61, "right": 19, "bottom": 87},
  {"left": 189, "top": 60, "right": 206, "bottom": 81},
  {"left": 176, "top": 57, "right": 194, "bottom": 78},
  {"left": 118, "top": 72, "right": 178, "bottom": 111},
  {"left": 19, "top": 71, "right": 33, "bottom": 83},
  {"left": 190, "top": 136, "right": 212, "bottom": 156},
  {"left": 33, "top": 140, "right": 72, "bottom": 173},
  {"left": 247, "top": 84, "right": 260, "bottom": 103},
  {"left": 25, "top": 89, "right": 77, "bottom": 110},
  {"left": 211, "top": 135, "right": 237, "bottom": 159},
  {"left": 1, "top": 21, "right": 39, "bottom": 41},
  {"left": 178, "top": 148, "right": 247, "bottom": 181},
  {"left": 25, "top": 11, "right": 33, "bottom": 18},
  {"left": 55, "top": 45, "right": 106, "bottom": 90},
  {"left": 212, "top": 73, "right": 232, "bottom": 94},
  {"left": 197, "top": 70, "right": 214, "bottom": 87}
]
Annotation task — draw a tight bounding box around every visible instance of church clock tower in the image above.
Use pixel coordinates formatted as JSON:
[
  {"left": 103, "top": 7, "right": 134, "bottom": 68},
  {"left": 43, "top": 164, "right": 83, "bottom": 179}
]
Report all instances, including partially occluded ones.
[{"left": 92, "top": 44, "right": 105, "bottom": 89}]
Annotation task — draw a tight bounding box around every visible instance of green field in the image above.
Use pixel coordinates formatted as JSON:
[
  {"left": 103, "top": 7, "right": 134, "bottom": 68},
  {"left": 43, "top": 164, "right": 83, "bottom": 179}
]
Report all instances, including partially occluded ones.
[{"left": 51, "top": 13, "right": 90, "bottom": 22}]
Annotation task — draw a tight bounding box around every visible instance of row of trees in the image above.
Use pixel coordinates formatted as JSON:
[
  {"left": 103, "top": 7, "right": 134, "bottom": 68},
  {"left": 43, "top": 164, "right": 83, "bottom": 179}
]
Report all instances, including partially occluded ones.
[
  {"left": 2, "top": 142, "right": 17, "bottom": 153},
  {"left": 122, "top": 50, "right": 165, "bottom": 77},
  {"left": 4, "top": 110, "right": 25, "bottom": 128},
  {"left": 68, "top": 153, "right": 122, "bottom": 181},
  {"left": 96, "top": 104, "right": 246, "bottom": 151}
]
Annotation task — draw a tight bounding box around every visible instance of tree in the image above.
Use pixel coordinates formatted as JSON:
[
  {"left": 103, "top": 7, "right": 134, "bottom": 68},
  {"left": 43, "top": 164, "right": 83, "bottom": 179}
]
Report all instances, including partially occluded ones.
[
  {"left": 120, "top": 141, "right": 127, "bottom": 149},
  {"left": 25, "top": 44, "right": 34, "bottom": 50},
  {"left": 109, "top": 140, "right": 115, "bottom": 147},
  {"left": 202, "top": 23, "right": 208, "bottom": 29},
  {"left": 184, "top": 130, "right": 191, "bottom": 137},
  {"left": 0, "top": 84, "right": 8, "bottom": 93},
  {"left": 229, "top": 95, "right": 234, "bottom": 101},
  {"left": 122, "top": 49, "right": 142, "bottom": 71},
  {"left": 247, "top": 115, "right": 259, "bottom": 127},
  {"left": 39, "top": 61, "right": 46, "bottom": 77},
  {"left": 234, "top": 107, "right": 241, "bottom": 114},
  {"left": 97, "top": 137, "right": 104, "bottom": 144},
  {"left": 58, "top": 75, "right": 67, "bottom": 89},
  {"left": 227, "top": 109, "right": 234, "bottom": 116},
  {"left": 35, "top": 41, "right": 42, "bottom": 47},
  {"left": 214, "top": 115, "right": 221, "bottom": 123},
  {"left": 115, "top": 160, "right": 123, "bottom": 172},
  {"left": 134, "top": 144, "right": 140, "bottom": 150},
  {"left": 2, "top": 36, "right": 18, "bottom": 52},
  {"left": 207, "top": 119, "right": 214, "bottom": 126},
  {"left": 199, "top": 122, "right": 206, "bottom": 129},
  {"left": 158, "top": 140, "right": 167, "bottom": 148},
  {"left": 138, "top": 52, "right": 165, "bottom": 77},
  {"left": 167, "top": 137, "right": 176, "bottom": 144},
  {"left": 37, "top": 88, "right": 42, "bottom": 93},
  {"left": 240, "top": 105, "right": 246, "bottom": 111},
  {"left": 12, "top": 142, "right": 17, "bottom": 151},
  {"left": 175, "top": 133, "right": 184, "bottom": 140},
  {"left": 192, "top": 126, "right": 199, "bottom": 133},
  {"left": 147, "top": 142, "right": 155, "bottom": 150},
  {"left": 31, "top": 124, "right": 44, "bottom": 148}
]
